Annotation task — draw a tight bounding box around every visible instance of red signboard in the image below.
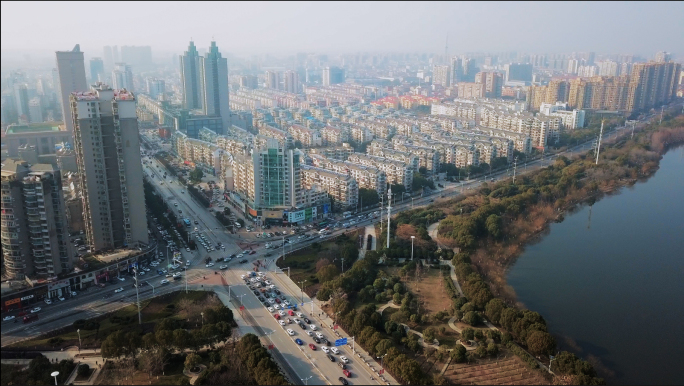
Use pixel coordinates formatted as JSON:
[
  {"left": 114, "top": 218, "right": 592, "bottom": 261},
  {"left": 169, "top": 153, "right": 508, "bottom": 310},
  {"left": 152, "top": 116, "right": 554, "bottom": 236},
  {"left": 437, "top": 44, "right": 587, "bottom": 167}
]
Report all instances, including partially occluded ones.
[
  {"left": 268, "top": 344, "right": 275, "bottom": 350},
  {"left": 379, "top": 369, "right": 384, "bottom": 375},
  {"left": 239, "top": 305, "right": 245, "bottom": 311},
  {"left": 333, "top": 324, "right": 339, "bottom": 330}
]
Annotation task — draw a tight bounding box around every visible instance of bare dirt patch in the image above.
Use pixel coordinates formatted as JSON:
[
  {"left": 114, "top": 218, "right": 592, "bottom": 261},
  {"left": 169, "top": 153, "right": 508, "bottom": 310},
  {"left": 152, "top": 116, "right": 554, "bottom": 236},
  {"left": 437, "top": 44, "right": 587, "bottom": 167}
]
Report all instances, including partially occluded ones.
[{"left": 404, "top": 267, "right": 452, "bottom": 315}]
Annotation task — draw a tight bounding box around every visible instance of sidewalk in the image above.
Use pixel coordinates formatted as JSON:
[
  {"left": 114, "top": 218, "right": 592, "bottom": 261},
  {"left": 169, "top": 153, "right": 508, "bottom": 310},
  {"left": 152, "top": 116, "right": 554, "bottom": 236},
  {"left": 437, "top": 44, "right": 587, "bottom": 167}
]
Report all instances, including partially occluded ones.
[
  {"left": 359, "top": 224, "right": 377, "bottom": 259},
  {"left": 270, "top": 266, "right": 399, "bottom": 385}
]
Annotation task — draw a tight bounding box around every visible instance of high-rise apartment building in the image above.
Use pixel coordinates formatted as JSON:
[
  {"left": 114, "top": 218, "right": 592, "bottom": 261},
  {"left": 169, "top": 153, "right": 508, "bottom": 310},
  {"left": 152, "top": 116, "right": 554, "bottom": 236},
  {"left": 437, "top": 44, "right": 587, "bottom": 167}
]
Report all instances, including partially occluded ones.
[
  {"left": 180, "top": 41, "right": 203, "bottom": 110},
  {"left": 146, "top": 78, "right": 166, "bottom": 99},
  {"left": 103, "top": 46, "right": 114, "bottom": 70},
  {"left": 90, "top": 57, "right": 105, "bottom": 83},
  {"left": 56, "top": 44, "right": 88, "bottom": 133},
  {"left": 432, "top": 65, "right": 451, "bottom": 87},
  {"left": 200, "top": 41, "right": 230, "bottom": 130},
  {"left": 239, "top": 75, "right": 259, "bottom": 90},
  {"left": 627, "top": 61, "right": 681, "bottom": 112},
  {"left": 322, "top": 67, "right": 345, "bottom": 86},
  {"left": 112, "top": 63, "right": 134, "bottom": 91},
  {"left": 475, "top": 71, "right": 503, "bottom": 98},
  {"left": 450, "top": 57, "right": 464, "bottom": 85},
  {"left": 13, "top": 84, "right": 30, "bottom": 120},
  {"left": 284, "top": 70, "right": 300, "bottom": 93},
  {"left": 597, "top": 60, "right": 620, "bottom": 77},
  {"left": 655, "top": 51, "right": 671, "bottom": 63},
  {"left": 504, "top": 63, "right": 533, "bottom": 84},
  {"left": 28, "top": 98, "right": 43, "bottom": 123},
  {"left": 70, "top": 83, "right": 148, "bottom": 251},
  {"left": 1, "top": 160, "right": 74, "bottom": 280},
  {"left": 266, "top": 71, "right": 281, "bottom": 90}
]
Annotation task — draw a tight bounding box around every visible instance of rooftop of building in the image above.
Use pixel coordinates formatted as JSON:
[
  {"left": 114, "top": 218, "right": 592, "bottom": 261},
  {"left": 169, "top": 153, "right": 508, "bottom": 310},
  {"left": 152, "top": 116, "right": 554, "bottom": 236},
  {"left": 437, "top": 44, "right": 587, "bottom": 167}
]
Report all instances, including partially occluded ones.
[{"left": 5, "top": 122, "right": 66, "bottom": 135}]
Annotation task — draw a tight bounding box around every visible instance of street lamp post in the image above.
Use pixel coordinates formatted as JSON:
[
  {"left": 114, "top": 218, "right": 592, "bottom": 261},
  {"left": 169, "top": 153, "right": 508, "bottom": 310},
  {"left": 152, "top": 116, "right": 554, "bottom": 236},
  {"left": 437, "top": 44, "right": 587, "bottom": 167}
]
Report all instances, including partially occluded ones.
[
  {"left": 50, "top": 371, "right": 59, "bottom": 386},
  {"left": 298, "top": 280, "right": 306, "bottom": 304},
  {"left": 200, "top": 312, "right": 204, "bottom": 326},
  {"left": 77, "top": 329, "right": 81, "bottom": 349},
  {"left": 411, "top": 236, "right": 415, "bottom": 260},
  {"left": 377, "top": 353, "right": 388, "bottom": 370}
]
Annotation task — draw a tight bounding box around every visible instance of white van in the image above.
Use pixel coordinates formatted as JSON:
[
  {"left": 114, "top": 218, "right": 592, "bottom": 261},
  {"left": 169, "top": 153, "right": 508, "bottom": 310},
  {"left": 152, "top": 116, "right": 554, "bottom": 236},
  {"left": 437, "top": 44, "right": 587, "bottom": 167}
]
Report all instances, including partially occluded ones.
[{"left": 234, "top": 222, "right": 242, "bottom": 229}]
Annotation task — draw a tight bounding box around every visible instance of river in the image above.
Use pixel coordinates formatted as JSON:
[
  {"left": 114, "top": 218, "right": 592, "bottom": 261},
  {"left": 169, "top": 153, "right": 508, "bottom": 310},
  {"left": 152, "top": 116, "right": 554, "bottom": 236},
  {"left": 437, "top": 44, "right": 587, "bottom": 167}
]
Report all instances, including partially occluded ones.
[{"left": 506, "top": 146, "right": 684, "bottom": 385}]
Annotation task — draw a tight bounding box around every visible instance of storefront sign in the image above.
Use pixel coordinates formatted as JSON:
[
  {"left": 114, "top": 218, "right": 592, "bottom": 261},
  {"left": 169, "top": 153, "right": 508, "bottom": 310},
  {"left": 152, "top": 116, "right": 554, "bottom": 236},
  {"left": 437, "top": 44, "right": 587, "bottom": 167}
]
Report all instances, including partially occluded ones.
[
  {"left": 47, "top": 279, "right": 70, "bottom": 291},
  {"left": 4, "top": 298, "right": 20, "bottom": 306},
  {"left": 20, "top": 295, "right": 34, "bottom": 301}
]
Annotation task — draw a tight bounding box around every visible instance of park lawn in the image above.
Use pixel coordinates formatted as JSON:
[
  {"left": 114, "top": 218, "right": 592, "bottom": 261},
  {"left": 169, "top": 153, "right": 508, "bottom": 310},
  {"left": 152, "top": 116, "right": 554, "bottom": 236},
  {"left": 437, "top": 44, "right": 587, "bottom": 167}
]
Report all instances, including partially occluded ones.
[{"left": 403, "top": 267, "right": 452, "bottom": 315}]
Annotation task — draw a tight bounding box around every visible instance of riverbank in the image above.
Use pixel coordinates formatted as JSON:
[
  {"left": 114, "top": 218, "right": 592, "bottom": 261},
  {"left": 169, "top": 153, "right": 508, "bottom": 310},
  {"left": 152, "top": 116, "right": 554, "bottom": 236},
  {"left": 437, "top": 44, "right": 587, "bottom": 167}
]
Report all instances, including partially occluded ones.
[
  {"left": 507, "top": 144, "right": 684, "bottom": 385},
  {"left": 438, "top": 114, "right": 684, "bottom": 304}
]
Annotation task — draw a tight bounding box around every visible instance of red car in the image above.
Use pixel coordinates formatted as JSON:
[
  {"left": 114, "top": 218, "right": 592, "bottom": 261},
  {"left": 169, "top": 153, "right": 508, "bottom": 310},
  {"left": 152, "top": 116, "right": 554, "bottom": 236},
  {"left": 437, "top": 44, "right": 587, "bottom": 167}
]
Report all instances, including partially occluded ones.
[
  {"left": 309, "top": 343, "right": 317, "bottom": 350},
  {"left": 343, "top": 370, "right": 351, "bottom": 378},
  {"left": 275, "top": 298, "right": 281, "bottom": 303},
  {"left": 288, "top": 310, "right": 295, "bottom": 316},
  {"left": 273, "top": 314, "right": 280, "bottom": 320}
]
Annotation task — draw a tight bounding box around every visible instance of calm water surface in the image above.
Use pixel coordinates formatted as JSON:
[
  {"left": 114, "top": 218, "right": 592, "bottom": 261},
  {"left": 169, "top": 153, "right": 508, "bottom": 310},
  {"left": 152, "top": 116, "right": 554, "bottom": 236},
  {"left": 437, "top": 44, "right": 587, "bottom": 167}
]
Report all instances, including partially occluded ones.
[{"left": 507, "top": 146, "right": 684, "bottom": 385}]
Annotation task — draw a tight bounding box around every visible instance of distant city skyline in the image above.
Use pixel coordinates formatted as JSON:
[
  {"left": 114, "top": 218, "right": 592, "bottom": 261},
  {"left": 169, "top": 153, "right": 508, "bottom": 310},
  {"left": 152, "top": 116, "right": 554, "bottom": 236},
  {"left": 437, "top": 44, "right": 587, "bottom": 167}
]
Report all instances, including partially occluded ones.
[{"left": 1, "top": 1, "right": 683, "bottom": 60}]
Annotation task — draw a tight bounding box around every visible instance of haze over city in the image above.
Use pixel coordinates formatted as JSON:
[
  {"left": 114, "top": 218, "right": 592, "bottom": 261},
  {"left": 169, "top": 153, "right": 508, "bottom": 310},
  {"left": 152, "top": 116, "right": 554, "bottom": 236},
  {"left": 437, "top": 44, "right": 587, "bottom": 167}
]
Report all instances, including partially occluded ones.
[
  {"left": 1, "top": 2, "right": 682, "bottom": 386},
  {"left": 2, "top": 1, "right": 684, "bottom": 60}
]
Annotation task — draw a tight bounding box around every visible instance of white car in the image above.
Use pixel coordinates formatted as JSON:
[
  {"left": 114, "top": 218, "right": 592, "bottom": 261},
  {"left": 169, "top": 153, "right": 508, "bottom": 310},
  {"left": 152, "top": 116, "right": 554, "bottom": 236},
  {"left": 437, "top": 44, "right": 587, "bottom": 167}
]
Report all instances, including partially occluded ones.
[
  {"left": 160, "top": 279, "right": 169, "bottom": 285},
  {"left": 205, "top": 263, "right": 214, "bottom": 268},
  {"left": 340, "top": 356, "right": 349, "bottom": 364},
  {"left": 286, "top": 329, "right": 295, "bottom": 336},
  {"left": 268, "top": 299, "right": 275, "bottom": 304},
  {"left": 114, "top": 287, "right": 124, "bottom": 293},
  {"left": 309, "top": 324, "right": 317, "bottom": 331},
  {"left": 279, "top": 320, "right": 286, "bottom": 327},
  {"left": 3, "top": 315, "right": 15, "bottom": 321},
  {"left": 282, "top": 300, "right": 290, "bottom": 306},
  {"left": 278, "top": 310, "right": 286, "bottom": 316},
  {"left": 241, "top": 274, "right": 247, "bottom": 279},
  {"left": 315, "top": 332, "right": 324, "bottom": 339},
  {"left": 118, "top": 277, "right": 126, "bottom": 282},
  {"left": 236, "top": 254, "right": 244, "bottom": 258},
  {"left": 306, "top": 330, "right": 313, "bottom": 337},
  {"left": 138, "top": 271, "right": 146, "bottom": 276},
  {"left": 274, "top": 304, "right": 280, "bottom": 310},
  {"left": 264, "top": 280, "right": 271, "bottom": 285},
  {"left": 321, "top": 346, "right": 330, "bottom": 353},
  {"left": 267, "top": 307, "right": 274, "bottom": 313},
  {"left": 30, "top": 307, "right": 41, "bottom": 313},
  {"left": 269, "top": 284, "right": 276, "bottom": 289},
  {"left": 296, "top": 312, "right": 304, "bottom": 318},
  {"left": 293, "top": 318, "right": 301, "bottom": 324},
  {"left": 331, "top": 347, "right": 340, "bottom": 354}
]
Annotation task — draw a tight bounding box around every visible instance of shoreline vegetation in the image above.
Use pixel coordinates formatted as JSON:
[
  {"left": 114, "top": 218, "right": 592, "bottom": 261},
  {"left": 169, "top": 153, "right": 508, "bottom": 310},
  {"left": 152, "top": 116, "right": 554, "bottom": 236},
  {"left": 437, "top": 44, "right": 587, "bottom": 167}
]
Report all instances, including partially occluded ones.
[{"left": 396, "top": 107, "right": 684, "bottom": 384}]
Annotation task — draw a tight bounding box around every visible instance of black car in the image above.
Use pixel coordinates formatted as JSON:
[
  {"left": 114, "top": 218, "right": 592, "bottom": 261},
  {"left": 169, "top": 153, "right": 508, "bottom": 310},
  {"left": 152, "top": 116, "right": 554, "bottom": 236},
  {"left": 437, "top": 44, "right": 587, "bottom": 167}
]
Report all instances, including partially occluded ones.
[
  {"left": 327, "top": 354, "right": 336, "bottom": 362},
  {"left": 339, "top": 377, "right": 349, "bottom": 385},
  {"left": 239, "top": 259, "right": 248, "bottom": 263},
  {"left": 337, "top": 362, "right": 347, "bottom": 370},
  {"left": 264, "top": 253, "right": 272, "bottom": 257},
  {"left": 280, "top": 295, "right": 286, "bottom": 300},
  {"left": 229, "top": 254, "right": 236, "bottom": 259},
  {"left": 299, "top": 323, "right": 307, "bottom": 330},
  {"left": 313, "top": 337, "right": 321, "bottom": 344},
  {"left": 274, "top": 289, "right": 281, "bottom": 295},
  {"left": 326, "top": 340, "right": 332, "bottom": 347},
  {"left": 303, "top": 317, "right": 311, "bottom": 324},
  {"left": 253, "top": 290, "right": 259, "bottom": 296}
]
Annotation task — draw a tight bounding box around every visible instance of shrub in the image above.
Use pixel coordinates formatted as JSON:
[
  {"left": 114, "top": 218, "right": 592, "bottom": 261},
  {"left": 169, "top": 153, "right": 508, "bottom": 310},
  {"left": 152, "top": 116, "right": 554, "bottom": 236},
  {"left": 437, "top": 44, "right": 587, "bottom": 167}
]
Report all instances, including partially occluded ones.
[{"left": 77, "top": 364, "right": 90, "bottom": 377}]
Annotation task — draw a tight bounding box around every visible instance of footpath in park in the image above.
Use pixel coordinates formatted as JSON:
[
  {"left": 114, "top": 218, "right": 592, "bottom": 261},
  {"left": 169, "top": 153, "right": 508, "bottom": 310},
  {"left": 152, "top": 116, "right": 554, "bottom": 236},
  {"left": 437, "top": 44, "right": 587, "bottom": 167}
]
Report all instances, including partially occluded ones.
[{"left": 359, "top": 224, "right": 377, "bottom": 259}]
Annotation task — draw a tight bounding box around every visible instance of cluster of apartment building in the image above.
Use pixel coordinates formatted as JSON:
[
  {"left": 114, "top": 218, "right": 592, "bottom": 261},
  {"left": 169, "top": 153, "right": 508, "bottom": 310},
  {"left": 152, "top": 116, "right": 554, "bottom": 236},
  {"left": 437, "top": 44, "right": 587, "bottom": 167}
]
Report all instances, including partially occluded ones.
[
  {"left": 230, "top": 87, "right": 306, "bottom": 111},
  {"left": 527, "top": 61, "right": 681, "bottom": 113}
]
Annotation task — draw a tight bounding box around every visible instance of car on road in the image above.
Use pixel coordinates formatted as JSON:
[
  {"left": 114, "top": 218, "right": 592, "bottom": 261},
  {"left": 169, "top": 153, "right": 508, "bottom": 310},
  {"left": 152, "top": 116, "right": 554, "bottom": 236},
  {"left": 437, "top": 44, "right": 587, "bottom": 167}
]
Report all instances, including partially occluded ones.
[
  {"left": 279, "top": 320, "right": 286, "bottom": 327},
  {"left": 303, "top": 317, "right": 311, "bottom": 324},
  {"left": 3, "top": 315, "right": 14, "bottom": 321},
  {"left": 305, "top": 330, "right": 313, "bottom": 336},
  {"left": 286, "top": 329, "right": 295, "bottom": 336},
  {"left": 340, "top": 356, "right": 349, "bottom": 364},
  {"left": 219, "top": 265, "right": 228, "bottom": 270},
  {"left": 114, "top": 287, "right": 124, "bottom": 293},
  {"left": 321, "top": 346, "right": 330, "bottom": 353},
  {"left": 118, "top": 277, "right": 126, "bottom": 282},
  {"left": 296, "top": 312, "right": 304, "bottom": 318},
  {"left": 267, "top": 307, "right": 274, "bottom": 313},
  {"left": 313, "top": 337, "right": 321, "bottom": 344},
  {"left": 44, "top": 298, "right": 52, "bottom": 305},
  {"left": 30, "top": 307, "right": 42, "bottom": 313},
  {"left": 342, "top": 370, "right": 351, "bottom": 378},
  {"left": 294, "top": 338, "right": 303, "bottom": 345},
  {"left": 160, "top": 279, "right": 169, "bottom": 285},
  {"left": 327, "top": 354, "right": 336, "bottom": 362},
  {"left": 273, "top": 314, "right": 280, "bottom": 320},
  {"left": 205, "top": 263, "right": 214, "bottom": 268},
  {"left": 338, "top": 376, "right": 349, "bottom": 385},
  {"left": 337, "top": 362, "right": 347, "bottom": 370},
  {"left": 278, "top": 310, "right": 286, "bottom": 316},
  {"left": 239, "top": 259, "right": 248, "bottom": 263},
  {"left": 309, "top": 343, "right": 317, "bottom": 350},
  {"left": 315, "top": 332, "right": 324, "bottom": 339},
  {"left": 71, "top": 292, "right": 77, "bottom": 296},
  {"left": 330, "top": 347, "right": 340, "bottom": 354}
]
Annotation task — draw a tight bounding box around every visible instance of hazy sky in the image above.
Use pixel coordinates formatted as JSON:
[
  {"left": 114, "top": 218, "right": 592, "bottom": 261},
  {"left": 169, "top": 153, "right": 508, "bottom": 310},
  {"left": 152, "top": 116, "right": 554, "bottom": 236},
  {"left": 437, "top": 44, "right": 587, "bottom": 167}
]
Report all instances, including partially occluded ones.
[{"left": 2, "top": 1, "right": 682, "bottom": 58}]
